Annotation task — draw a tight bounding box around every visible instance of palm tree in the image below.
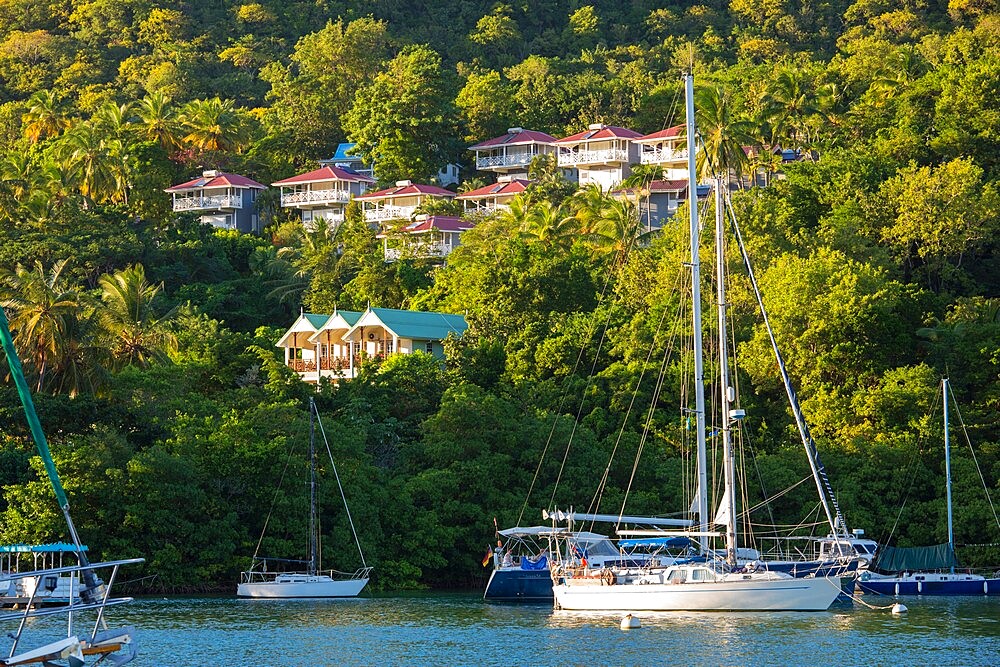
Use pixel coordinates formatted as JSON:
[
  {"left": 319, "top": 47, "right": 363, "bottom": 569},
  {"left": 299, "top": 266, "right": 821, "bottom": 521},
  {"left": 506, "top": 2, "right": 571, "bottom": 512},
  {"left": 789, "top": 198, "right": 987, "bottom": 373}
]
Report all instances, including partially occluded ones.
[
  {"left": 0, "top": 259, "right": 82, "bottom": 391},
  {"left": 760, "top": 70, "right": 819, "bottom": 150},
  {"left": 22, "top": 90, "right": 72, "bottom": 143},
  {"left": 589, "top": 196, "right": 642, "bottom": 265},
  {"left": 520, "top": 201, "right": 577, "bottom": 249},
  {"left": 569, "top": 183, "right": 607, "bottom": 238},
  {"left": 96, "top": 264, "right": 177, "bottom": 370},
  {"left": 57, "top": 124, "right": 125, "bottom": 205},
  {"left": 135, "top": 92, "right": 181, "bottom": 151},
  {"left": 178, "top": 97, "right": 250, "bottom": 154},
  {"left": 92, "top": 101, "right": 136, "bottom": 143},
  {"left": 695, "top": 84, "right": 754, "bottom": 181}
]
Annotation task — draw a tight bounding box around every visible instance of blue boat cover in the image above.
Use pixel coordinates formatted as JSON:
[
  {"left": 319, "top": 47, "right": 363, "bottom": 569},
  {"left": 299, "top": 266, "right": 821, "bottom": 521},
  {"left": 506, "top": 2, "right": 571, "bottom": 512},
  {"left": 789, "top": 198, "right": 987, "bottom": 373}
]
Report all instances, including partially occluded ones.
[
  {"left": 619, "top": 537, "right": 691, "bottom": 549},
  {"left": 870, "top": 543, "right": 960, "bottom": 574},
  {"left": 520, "top": 555, "right": 548, "bottom": 570},
  {"left": 0, "top": 542, "right": 88, "bottom": 553}
]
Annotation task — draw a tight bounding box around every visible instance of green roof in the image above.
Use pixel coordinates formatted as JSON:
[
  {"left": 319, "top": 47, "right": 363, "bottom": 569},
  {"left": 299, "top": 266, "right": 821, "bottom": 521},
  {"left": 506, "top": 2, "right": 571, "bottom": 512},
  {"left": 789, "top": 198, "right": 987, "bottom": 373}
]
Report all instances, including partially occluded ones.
[
  {"left": 304, "top": 312, "right": 328, "bottom": 329},
  {"left": 337, "top": 310, "right": 363, "bottom": 327},
  {"left": 370, "top": 308, "right": 467, "bottom": 340}
]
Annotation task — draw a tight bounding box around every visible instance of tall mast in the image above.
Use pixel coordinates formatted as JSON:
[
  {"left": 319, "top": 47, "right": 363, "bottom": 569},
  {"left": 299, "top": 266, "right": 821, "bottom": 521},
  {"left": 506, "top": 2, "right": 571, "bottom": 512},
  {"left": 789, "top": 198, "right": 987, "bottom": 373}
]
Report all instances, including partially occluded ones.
[
  {"left": 715, "top": 175, "right": 738, "bottom": 565},
  {"left": 943, "top": 378, "right": 954, "bottom": 573},
  {"left": 309, "top": 398, "right": 318, "bottom": 576},
  {"left": 685, "top": 73, "right": 709, "bottom": 553},
  {"left": 0, "top": 306, "right": 103, "bottom": 599}
]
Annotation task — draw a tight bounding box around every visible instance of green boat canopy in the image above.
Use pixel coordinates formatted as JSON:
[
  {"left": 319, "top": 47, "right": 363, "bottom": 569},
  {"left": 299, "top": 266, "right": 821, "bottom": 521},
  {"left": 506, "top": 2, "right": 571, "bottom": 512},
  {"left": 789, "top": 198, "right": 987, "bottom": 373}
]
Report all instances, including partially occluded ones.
[{"left": 870, "top": 543, "right": 960, "bottom": 574}]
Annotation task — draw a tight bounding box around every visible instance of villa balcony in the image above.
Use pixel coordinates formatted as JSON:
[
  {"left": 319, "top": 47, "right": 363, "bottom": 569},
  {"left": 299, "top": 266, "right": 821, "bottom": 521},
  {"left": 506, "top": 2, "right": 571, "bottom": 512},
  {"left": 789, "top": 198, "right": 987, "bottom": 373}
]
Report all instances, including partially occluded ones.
[
  {"left": 640, "top": 147, "right": 689, "bottom": 165},
  {"left": 463, "top": 201, "right": 510, "bottom": 214},
  {"left": 385, "top": 243, "right": 453, "bottom": 262},
  {"left": 281, "top": 189, "right": 352, "bottom": 207},
  {"left": 558, "top": 148, "right": 630, "bottom": 167},
  {"left": 172, "top": 194, "right": 242, "bottom": 212},
  {"left": 365, "top": 205, "right": 416, "bottom": 222},
  {"left": 475, "top": 153, "right": 536, "bottom": 170}
]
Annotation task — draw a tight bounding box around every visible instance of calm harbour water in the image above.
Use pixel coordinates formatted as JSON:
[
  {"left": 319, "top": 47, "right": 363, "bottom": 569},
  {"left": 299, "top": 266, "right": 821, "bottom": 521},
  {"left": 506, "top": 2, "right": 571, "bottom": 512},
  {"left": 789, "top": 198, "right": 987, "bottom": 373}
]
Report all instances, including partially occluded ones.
[{"left": 8, "top": 592, "right": 999, "bottom": 666}]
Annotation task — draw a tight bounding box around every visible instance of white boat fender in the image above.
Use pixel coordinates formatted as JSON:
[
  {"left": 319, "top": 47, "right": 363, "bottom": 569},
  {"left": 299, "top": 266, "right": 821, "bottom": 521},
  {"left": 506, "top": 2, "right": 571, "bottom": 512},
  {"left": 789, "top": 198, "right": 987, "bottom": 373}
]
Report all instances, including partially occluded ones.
[
  {"left": 620, "top": 614, "right": 641, "bottom": 630},
  {"left": 891, "top": 603, "right": 907, "bottom": 615}
]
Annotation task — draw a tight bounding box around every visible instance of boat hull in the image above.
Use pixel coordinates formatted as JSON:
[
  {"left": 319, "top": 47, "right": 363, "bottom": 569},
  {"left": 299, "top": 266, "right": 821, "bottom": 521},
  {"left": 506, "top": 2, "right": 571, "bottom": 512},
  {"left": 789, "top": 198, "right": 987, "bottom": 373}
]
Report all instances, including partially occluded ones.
[
  {"left": 553, "top": 576, "right": 841, "bottom": 611},
  {"left": 237, "top": 577, "right": 369, "bottom": 598},
  {"left": 858, "top": 573, "right": 1000, "bottom": 596},
  {"left": 483, "top": 568, "right": 553, "bottom": 602}
]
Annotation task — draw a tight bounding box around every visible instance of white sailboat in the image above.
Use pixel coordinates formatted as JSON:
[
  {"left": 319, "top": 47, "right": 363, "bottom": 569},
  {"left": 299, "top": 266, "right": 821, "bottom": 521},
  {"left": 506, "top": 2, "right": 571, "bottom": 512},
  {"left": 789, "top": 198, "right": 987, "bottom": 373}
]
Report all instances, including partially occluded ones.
[
  {"left": 551, "top": 73, "right": 842, "bottom": 612},
  {"left": 238, "top": 398, "right": 371, "bottom": 598}
]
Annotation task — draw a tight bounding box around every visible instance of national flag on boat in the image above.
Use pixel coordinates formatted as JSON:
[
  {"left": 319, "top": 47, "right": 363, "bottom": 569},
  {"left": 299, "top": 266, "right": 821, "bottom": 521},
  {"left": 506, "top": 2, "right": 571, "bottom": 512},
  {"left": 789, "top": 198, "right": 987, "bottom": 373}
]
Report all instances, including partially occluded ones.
[{"left": 482, "top": 546, "right": 492, "bottom": 567}]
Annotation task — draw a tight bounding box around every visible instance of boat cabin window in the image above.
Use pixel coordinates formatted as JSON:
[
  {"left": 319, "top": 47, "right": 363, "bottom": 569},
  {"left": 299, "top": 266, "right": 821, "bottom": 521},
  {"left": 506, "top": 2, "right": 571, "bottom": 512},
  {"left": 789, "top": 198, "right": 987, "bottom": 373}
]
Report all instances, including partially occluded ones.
[
  {"left": 689, "top": 568, "right": 715, "bottom": 582},
  {"left": 667, "top": 569, "right": 687, "bottom": 584}
]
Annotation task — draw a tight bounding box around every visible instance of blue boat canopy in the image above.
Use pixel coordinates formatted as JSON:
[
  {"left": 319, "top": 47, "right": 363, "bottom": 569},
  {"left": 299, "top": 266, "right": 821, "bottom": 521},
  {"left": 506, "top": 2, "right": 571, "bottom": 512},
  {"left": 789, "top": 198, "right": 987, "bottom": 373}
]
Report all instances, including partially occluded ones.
[
  {"left": 0, "top": 543, "right": 89, "bottom": 554},
  {"left": 619, "top": 537, "right": 692, "bottom": 550}
]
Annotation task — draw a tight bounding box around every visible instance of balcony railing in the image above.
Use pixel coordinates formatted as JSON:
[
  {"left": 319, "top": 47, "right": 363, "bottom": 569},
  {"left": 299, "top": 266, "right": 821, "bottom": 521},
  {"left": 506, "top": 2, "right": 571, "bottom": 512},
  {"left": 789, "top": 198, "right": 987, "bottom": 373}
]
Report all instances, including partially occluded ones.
[
  {"left": 281, "top": 189, "right": 352, "bottom": 206},
  {"left": 385, "top": 243, "right": 453, "bottom": 262},
  {"left": 287, "top": 359, "right": 316, "bottom": 372},
  {"left": 475, "top": 153, "right": 536, "bottom": 169},
  {"left": 173, "top": 194, "right": 242, "bottom": 211},
  {"left": 365, "top": 205, "right": 416, "bottom": 222},
  {"left": 557, "top": 148, "right": 630, "bottom": 167},
  {"left": 462, "top": 200, "right": 509, "bottom": 213},
  {"left": 640, "top": 147, "right": 689, "bottom": 164}
]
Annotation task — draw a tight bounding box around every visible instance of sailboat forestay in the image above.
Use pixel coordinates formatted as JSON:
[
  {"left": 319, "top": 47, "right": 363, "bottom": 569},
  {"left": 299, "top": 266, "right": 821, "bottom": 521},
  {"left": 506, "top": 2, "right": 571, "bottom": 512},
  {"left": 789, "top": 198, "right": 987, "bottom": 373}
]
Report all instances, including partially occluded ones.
[
  {"left": 238, "top": 398, "right": 371, "bottom": 598},
  {"left": 550, "top": 73, "right": 842, "bottom": 612},
  {"left": 858, "top": 378, "right": 1000, "bottom": 596}
]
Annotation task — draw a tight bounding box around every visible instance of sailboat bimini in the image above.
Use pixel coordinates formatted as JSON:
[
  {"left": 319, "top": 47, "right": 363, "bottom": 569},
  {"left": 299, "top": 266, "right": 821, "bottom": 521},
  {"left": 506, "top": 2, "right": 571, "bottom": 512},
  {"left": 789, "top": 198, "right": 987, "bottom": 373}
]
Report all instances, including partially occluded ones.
[
  {"left": 237, "top": 398, "right": 371, "bottom": 598},
  {"left": 550, "top": 73, "right": 842, "bottom": 612}
]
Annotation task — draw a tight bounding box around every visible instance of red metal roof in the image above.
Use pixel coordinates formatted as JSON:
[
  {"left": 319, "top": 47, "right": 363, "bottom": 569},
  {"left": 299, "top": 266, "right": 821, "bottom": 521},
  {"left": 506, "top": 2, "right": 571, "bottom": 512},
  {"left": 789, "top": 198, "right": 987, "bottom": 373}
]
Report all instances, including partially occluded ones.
[
  {"left": 377, "top": 216, "right": 475, "bottom": 237},
  {"left": 613, "top": 179, "right": 688, "bottom": 196},
  {"left": 469, "top": 130, "right": 558, "bottom": 149},
  {"left": 555, "top": 125, "right": 642, "bottom": 144},
  {"left": 635, "top": 125, "right": 685, "bottom": 142},
  {"left": 356, "top": 182, "right": 456, "bottom": 201},
  {"left": 272, "top": 165, "right": 375, "bottom": 186},
  {"left": 647, "top": 179, "right": 688, "bottom": 192},
  {"left": 455, "top": 179, "right": 531, "bottom": 199},
  {"left": 166, "top": 173, "right": 266, "bottom": 192}
]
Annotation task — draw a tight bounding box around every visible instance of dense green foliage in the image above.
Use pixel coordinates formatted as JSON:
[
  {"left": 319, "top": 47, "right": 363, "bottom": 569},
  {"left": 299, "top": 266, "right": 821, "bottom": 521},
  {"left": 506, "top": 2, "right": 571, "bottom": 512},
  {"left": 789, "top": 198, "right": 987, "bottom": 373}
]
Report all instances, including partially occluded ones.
[{"left": 0, "top": 1, "right": 999, "bottom": 591}]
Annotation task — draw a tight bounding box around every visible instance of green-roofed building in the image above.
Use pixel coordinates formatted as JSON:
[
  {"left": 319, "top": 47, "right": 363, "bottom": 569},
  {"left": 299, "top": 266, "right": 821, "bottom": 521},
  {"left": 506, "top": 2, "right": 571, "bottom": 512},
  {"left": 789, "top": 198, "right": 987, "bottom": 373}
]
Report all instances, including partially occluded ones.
[{"left": 276, "top": 307, "right": 467, "bottom": 383}]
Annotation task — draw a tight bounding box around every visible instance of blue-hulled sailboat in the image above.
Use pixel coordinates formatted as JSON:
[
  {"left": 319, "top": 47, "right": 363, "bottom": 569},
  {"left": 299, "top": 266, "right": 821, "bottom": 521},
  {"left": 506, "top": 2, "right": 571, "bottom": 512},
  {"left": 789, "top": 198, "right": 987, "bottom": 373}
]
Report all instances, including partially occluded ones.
[{"left": 858, "top": 378, "right": 1000, "bottom": 596}]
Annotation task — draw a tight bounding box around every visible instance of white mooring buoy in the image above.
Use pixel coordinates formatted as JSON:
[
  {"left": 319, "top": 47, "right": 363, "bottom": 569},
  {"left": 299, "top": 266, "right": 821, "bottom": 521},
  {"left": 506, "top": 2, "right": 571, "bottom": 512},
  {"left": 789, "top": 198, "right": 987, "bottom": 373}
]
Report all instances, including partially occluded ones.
[
  {"left": 891, "top": 603, "right": 908, "bottom": 615},
  {"left": 620, "top": 613, "right": 641, "bottom": 630}
]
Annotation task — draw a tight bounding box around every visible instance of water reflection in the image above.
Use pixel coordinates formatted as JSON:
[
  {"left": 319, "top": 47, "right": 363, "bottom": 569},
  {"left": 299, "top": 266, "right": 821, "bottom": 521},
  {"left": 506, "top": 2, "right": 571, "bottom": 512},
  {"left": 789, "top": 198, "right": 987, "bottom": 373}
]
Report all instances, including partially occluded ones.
[{"left": 28, "top": 593, "right": 995, "bottom": 666}]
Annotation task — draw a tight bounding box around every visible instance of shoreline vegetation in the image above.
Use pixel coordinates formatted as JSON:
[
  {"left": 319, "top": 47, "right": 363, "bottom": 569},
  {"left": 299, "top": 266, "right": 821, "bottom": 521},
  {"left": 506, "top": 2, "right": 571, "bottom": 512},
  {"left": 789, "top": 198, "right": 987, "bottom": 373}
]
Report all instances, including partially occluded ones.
[{"left": 0, "top": 2, "right": 998, "bottom": 594}]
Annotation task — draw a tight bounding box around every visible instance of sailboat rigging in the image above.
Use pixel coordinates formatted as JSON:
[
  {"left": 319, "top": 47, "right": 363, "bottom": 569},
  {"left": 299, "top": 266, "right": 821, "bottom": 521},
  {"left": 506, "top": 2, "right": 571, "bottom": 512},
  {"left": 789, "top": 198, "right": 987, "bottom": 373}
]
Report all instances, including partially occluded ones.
[
  {"left": 0, "top": 305, "right": 143, "bottom": 666},
  {"left": 237, "top": 398, "right": 371, "bottom": 598},
  {"left": 858, "top": 378, "right": 1000, "bottom": 596},
  {"left": 549, "top": 73, "right": 843, "bottom": 612}
]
